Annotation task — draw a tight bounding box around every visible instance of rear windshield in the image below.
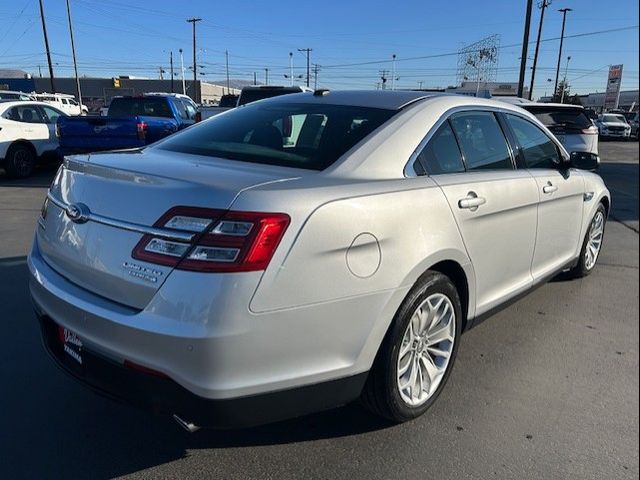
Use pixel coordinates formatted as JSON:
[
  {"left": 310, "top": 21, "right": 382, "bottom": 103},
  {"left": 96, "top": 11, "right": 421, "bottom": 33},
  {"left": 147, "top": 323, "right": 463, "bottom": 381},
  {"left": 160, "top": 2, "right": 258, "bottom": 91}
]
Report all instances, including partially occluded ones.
[
  {"left": 525, "top": 106, "right": 592, "bottom": 131},
  {"left": 156, "top": 102, "right": 396, "bottom": 170},
  {"left": 602, "top": 114, "right": 627, "bottom": 123},
  {"left": 108, "top": 97, "right": 173, "bottom": 118},
  {"left": 238, "top": 88, "right": 304, "bottom": 106}
]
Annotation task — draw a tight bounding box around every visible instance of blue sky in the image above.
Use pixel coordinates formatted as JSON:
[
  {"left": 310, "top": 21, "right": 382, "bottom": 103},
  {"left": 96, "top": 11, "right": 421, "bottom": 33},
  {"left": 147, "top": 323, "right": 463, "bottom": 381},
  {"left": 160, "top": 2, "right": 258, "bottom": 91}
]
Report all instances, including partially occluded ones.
[{"left": 1, "top": 0, "right": 638, "bottom": 98}]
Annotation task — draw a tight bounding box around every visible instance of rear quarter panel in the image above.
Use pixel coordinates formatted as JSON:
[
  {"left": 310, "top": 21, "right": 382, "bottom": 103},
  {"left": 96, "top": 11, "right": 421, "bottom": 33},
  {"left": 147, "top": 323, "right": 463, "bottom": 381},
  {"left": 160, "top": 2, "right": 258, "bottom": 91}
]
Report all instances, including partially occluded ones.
[{"left": 243, "top": 178, "right": 473, "bottom": 315}]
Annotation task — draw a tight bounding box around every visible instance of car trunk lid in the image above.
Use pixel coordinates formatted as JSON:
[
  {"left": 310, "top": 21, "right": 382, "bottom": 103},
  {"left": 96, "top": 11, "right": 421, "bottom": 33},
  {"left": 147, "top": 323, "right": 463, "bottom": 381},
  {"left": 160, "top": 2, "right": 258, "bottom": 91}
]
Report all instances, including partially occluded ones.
[{"left": 37, "top": 149, "right": 299, "bottom": 309}]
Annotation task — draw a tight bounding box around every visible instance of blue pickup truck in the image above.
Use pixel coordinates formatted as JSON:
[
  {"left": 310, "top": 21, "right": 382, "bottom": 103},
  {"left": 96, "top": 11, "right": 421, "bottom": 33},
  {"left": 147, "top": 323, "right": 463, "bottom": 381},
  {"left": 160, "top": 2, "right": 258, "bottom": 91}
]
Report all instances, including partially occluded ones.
[{"left": 57, "top": 94, "right": 199, "bottom": 155}]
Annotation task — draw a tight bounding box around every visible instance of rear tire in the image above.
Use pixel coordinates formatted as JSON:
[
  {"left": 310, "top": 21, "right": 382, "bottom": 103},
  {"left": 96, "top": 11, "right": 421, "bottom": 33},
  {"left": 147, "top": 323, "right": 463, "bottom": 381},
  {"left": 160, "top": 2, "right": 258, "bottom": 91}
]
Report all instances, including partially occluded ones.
[
  {"left": 4, "top": 143, "right": 36, "bottom": 179},
  {"left": 361, "top": 271, "right": 462, "bottom": 423},
  {"left": 568, "top": 204, "right": 606, "bottom": 278}
]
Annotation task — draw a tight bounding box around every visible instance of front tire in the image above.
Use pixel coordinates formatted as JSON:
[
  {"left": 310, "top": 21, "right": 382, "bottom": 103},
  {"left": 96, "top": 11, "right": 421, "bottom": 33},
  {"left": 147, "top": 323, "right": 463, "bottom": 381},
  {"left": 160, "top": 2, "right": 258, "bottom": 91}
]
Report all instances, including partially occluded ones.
[
  {"left": 4, "top": 143, "right": 36, "bottom": 179},
  {"left": 569, "top": 204, "right": 606, "bottom": 278},
  {"left": 361, "top": 271, "right": 462, "bottom": 423}
]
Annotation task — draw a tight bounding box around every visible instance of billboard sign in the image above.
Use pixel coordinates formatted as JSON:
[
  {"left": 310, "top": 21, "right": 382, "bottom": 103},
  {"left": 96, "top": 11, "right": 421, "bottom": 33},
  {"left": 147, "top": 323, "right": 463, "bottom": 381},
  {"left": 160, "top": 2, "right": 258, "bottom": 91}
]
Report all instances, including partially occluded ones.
[{"left": 604, "top": 64, "right": 623, "bottom": 110}]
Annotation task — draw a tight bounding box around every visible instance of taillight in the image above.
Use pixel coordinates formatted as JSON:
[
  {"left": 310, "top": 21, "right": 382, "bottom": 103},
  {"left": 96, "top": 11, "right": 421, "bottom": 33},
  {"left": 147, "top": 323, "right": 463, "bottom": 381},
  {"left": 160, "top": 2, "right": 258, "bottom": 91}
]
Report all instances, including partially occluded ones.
[
  {"left": 131, "top": 207, "right": 290, "bottom": 273},
  {"left": 195, "top": 111, "right": 202, "bottom": 123},
  {"left": 582, "top": 126, "right": 599, "bottom": 135},
  {"left": 136, "top": 121, "right": 148, "bottom": 140}
]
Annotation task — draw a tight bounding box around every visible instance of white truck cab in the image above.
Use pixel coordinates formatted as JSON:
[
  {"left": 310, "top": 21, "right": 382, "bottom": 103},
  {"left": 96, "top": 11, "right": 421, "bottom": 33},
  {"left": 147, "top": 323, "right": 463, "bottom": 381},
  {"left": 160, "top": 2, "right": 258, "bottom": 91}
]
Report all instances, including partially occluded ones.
[{"left": 33, "top": 93, "right": 88, "bottom": 116}]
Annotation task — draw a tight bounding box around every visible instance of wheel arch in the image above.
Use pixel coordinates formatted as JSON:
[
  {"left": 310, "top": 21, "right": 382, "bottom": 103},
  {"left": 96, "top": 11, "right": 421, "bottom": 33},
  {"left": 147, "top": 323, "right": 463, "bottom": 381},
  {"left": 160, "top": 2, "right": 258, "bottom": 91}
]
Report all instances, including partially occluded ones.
[{"left": 7, "top": 139, "right": 38, "bottom": 157}]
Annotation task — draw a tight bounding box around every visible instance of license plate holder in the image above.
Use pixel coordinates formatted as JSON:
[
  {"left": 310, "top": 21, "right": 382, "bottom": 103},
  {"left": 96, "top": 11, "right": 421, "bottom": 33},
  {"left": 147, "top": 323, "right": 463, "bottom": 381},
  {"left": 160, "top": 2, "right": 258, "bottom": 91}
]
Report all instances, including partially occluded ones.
[{"left": 58, "top": 325, "right": 84, "bottom": 367}]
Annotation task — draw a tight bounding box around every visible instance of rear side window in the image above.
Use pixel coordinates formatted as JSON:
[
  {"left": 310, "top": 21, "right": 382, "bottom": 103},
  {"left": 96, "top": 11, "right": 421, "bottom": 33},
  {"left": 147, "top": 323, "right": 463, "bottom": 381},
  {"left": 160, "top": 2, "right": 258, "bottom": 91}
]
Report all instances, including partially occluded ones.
[
  {"left": 506, "top": 114, "right": 560, "bottom": 169},
  {"left": 108, "top": 97, "right": 173, "bottom": 118},
  {"left": 525, "top": 107, "right": 592, "bottom": 134},
  {"left": 156, "top": 102, "right": 396, "bottom": 170},
  {"left": 3, "top": 105, "right": 46, "bottom": 123},
  {"left": 416, "top": 121, "right": 465, "bottom": 175},
  {"left": 449, "top": 111, "right": 513, "bottom": 170},
  {"left": 174, "top": 99, "right": 189, "bottom": 120}
]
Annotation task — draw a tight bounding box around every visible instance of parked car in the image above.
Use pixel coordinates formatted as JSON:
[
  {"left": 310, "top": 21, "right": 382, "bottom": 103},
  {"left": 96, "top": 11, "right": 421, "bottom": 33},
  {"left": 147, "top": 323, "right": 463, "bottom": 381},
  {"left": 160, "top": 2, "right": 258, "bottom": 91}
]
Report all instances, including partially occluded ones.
[
  {"left": 200, "top": 94, "right": 240, "bottom": 120},
  {"left": 0, "top": 101, "right": 66, "bottom": 178},
  {"left": 237, "top": 85, "right": 312, "bottom": 106},
  {"left": 0, "top": 90, "right": 36, "bottom": 101},
  {"left": 596, "top": 113, "right": 632, "bottom": 139},
  {"left": 29, "top": 91, "right": 609, "bottom": 431},
  {"left": 518, "top": 103, "right": 600, "bottom": 170},
  {"left": 33, "top": 93, "right": 88, "bottom": 116},
  {"left": 57, "top": 94, "right": 199, "bottom": 155}
]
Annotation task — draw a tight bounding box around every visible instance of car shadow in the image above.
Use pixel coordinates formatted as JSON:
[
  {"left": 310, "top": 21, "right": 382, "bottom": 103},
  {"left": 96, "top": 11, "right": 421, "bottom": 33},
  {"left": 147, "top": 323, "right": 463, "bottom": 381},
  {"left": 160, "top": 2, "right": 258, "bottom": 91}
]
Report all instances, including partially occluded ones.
[
  {"left": 0, "top": 255, "right": 394, "bottom": 479},
  {"left": 0, "top": 161, "right": 59, "bottom": 188}
]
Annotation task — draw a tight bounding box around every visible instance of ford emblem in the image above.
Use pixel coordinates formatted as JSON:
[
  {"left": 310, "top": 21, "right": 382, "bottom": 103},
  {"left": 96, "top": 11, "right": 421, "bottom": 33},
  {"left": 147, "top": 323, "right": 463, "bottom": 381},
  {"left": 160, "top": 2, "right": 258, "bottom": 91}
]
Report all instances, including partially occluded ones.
[{"left": 65, "top": 203, "right": 90, "bottom": 224}]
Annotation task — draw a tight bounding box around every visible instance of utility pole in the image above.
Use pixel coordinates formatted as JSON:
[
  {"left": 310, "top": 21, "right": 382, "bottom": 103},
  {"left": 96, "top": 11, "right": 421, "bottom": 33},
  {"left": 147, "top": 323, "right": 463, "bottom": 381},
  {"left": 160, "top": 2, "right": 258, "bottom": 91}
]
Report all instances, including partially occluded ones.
[
  {"left": 38, "top": 65, "right": 42, "bottom": 78},
  {"left": 253, "top": 71, "right": 257, "bottom": 85},
  {"left": 66, "top": 0, "right": 82, "bottom": 106},
  {"left": 312, "top": 64, "right": 321, "bottom": 89},
  {"left": 169, "top": 51, "right": 174, "bottom": 93},
  {"left": 187, "top": 17, "right": 202, "bottom": 101},
  {"left": 554, "top": 8, "right": 572, "bottom": 99},
  {"left": 264, "top": 68, "right": 269, "bottom": 85},
  {"left": 391, "top": 54, "right": 397, "bottom": 91},
  {"left": 225, "top": 50, "right": 230, "bottom": 94},
  {"left": 298, "top": 48, "right": 312, "bottom": 87},
  {"left": 38, "top": 0, "right": 55, "bottom": 92},
  {"left": 289, "top": 52, "right": 294, "bottom": 86},
  {"left": 159, "top": 67, "right": 164, "bottom": 80},
  {"left": 179, "top": 48, "right": 186, "bottom": 95},
  {"left": 517, "top": 0, "right": 534, "bottom": 98},
  {"left": 417, "top": 80, "right": 424, "bottom": 90},
  {"left": 529, "top": 0, "right": 551, "bottom": 100},
  {"left": 560, "top": 55, "right": 571, "bottom": 103}
]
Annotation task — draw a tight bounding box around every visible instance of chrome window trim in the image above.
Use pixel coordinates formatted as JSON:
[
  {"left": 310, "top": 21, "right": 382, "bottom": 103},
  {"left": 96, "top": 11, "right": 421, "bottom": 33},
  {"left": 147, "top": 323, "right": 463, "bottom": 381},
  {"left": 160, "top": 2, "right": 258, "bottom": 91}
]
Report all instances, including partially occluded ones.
[
  {"left": 46, "top": 192, "right": 195, "bottom": 242},
  {"left": 403, "top": 105, "right": 567, "bottom": 178}
]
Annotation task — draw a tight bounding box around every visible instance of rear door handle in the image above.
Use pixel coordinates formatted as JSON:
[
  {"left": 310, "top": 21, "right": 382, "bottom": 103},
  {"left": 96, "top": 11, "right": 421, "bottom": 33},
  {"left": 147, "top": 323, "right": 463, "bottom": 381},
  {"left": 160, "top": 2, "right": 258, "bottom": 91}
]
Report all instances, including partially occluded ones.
[
  {"left": 458, "top": 192, "right": 486, "bottom": 211},
  {"left": 543, "top": 182, "right": 558, "bottom": 194}
]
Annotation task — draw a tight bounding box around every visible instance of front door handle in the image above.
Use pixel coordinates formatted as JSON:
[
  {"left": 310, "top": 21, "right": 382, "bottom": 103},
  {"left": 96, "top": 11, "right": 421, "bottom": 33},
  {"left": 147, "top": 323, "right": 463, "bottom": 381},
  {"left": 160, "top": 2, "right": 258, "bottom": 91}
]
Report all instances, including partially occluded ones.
[
  {"left": 543, "top": 182, "right": 558, "bottom": 194},
  {"left": 458, "top": 192, "right": 486, "bottom": 211}
]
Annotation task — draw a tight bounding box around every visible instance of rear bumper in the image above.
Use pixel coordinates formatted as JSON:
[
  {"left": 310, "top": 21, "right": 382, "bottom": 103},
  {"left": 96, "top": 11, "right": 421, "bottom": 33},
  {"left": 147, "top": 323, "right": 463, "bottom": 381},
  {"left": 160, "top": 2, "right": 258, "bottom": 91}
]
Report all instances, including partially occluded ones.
[{"left": 37, "top": 314, "right": 367, "bottom": 428}]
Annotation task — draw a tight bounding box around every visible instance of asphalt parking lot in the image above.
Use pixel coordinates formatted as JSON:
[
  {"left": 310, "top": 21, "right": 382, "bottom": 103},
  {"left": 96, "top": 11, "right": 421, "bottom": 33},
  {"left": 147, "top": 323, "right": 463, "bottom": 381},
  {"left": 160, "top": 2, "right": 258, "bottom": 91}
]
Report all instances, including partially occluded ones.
[{"left": 0, "top": 142, "right": 637, "bottom": 480}]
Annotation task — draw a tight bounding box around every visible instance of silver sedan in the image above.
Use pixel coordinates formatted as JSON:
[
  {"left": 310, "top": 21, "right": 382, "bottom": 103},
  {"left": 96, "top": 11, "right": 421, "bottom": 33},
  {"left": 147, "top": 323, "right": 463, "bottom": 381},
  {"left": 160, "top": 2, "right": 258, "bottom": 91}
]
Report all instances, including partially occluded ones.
[{"left": 29, "top": 91, "right": 609, "bottom": 430}]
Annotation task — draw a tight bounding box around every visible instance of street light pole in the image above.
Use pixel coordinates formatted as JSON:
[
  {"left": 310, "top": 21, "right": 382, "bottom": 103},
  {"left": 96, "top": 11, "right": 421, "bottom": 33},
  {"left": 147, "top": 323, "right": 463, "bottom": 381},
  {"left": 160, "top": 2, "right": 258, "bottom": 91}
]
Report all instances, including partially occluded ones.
[
  {"left": 170, "top": 51, "right": 174, "bottom": 93},
  {"left": 529, "top": 0, "right": 552, "bottom": 100},
  {"left": 225, "top": 50, "right": 230, "bottom": 94},
  {"left": 554, "top": 8, "right": 572, "bottom": 98},
  {"left": 179, "top": 48, "right": 186, "bottom": 95},
  {"left": 65, "top": 0, "right": 82, "bottom": 105},
  {"left": 289, "top": 52, "right": 294, "bottom": 86},
  {"left": 391, "top": 54, "right": 397, "bottom": 91},
  {"left": 560, "top": 55, "right": 571, "bottom": 103}
]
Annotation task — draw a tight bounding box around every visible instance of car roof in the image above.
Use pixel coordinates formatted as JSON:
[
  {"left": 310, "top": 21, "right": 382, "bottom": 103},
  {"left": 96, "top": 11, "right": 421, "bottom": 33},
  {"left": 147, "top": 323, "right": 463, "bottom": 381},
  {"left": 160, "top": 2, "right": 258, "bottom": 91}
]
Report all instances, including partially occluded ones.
[
  {"left": 256, "top": 89, "right": 452, "bottom": 110},
  {"left": 522, "top": 102, "right": 585, "bottom": 110},
  {"left": 0, "top": 100, "right": 61, "bottom": 110}
]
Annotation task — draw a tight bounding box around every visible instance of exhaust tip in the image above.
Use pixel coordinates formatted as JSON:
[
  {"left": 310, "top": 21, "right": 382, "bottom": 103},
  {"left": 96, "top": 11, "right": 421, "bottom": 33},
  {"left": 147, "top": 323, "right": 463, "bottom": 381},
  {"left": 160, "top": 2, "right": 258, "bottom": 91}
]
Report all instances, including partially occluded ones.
[{"left": 172, "top": 414, "right": 201, "bottom": 433}]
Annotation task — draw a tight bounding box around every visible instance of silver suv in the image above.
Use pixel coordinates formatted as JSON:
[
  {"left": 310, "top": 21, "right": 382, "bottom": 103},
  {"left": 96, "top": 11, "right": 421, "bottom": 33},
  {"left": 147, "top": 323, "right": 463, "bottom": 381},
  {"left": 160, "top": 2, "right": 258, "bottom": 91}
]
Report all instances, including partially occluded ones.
[{"left": 29, "top": 91, "right": 609, "bottom": 430}]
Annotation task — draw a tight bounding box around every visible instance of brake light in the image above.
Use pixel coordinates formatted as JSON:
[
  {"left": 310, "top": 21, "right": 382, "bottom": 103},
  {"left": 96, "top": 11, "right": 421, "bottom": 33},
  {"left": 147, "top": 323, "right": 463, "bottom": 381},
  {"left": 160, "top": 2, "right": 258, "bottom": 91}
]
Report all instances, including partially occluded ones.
[
  {"left": 195, "top": 111, "right": 202, "bottom": 123},
  {"left": 131, "top": 207, "right": 290, "bottom": 273},
  {"left": 136, "top": 121, "right": 148, "bottom": 140}
]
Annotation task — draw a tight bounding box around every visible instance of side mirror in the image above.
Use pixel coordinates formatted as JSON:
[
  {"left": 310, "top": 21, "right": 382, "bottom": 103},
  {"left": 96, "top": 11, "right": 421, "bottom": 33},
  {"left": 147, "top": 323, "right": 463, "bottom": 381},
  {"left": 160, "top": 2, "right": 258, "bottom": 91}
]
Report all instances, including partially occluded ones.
[{"left": 569, "top": 151, "right": 600, "bottom": 171}]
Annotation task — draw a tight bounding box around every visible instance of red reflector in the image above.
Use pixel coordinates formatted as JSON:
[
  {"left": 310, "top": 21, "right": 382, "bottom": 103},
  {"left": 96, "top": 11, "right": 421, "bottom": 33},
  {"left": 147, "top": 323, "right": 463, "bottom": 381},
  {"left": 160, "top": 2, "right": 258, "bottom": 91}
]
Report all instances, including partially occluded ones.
[{"left": 124, "top": 360, "right": 169, "bottom": 378}]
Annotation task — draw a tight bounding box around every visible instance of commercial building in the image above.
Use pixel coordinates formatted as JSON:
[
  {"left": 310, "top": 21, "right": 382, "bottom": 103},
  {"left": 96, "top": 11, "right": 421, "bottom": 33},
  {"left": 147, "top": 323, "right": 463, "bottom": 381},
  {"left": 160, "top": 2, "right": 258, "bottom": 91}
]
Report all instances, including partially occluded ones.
[{"left": 0, "top": 76, "right": 240, "bottom": 112}]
